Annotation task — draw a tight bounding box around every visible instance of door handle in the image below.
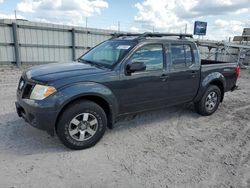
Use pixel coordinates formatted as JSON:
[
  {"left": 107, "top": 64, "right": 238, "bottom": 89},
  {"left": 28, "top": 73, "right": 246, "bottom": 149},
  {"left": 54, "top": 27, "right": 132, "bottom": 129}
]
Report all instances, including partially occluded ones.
[
  {"left": 190, "top": 70, "right": 197, "bottom": 77},
  {"left": 160, "top": 74, "right": 169, "bottom": 81}
]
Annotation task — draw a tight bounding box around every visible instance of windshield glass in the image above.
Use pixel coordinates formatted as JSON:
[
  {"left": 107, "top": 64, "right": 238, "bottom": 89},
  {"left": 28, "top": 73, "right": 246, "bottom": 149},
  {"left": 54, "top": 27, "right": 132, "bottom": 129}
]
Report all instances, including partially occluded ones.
[{"left": 80, "top": 40, "right": 135, "bottom": 68}]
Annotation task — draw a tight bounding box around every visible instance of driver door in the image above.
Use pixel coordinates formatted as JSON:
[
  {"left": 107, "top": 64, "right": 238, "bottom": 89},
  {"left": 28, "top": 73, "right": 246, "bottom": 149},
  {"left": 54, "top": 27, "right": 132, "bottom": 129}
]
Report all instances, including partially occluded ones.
[{"left": 117, "top": 43, "right": 169, "bottom": 114}]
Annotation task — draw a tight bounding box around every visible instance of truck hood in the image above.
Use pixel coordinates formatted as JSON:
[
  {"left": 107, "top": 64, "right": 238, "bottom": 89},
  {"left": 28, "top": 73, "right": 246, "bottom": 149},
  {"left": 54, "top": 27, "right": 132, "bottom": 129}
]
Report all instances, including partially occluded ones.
[{"left": 25, "top": 62, "right": 106, "bottom": 82}]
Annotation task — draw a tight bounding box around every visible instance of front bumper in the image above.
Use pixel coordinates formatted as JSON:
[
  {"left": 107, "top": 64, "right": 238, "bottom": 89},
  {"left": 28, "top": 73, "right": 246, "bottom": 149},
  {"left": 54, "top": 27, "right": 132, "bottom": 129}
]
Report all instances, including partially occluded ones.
[{"left": 15, "top": 96, "right": 59, "bottom": 136}]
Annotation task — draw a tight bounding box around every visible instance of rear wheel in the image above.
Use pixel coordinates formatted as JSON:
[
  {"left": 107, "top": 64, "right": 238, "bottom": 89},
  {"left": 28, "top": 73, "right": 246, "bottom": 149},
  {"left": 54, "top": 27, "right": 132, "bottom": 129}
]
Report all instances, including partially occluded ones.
[
  {"left": 57, "top": 100, "right": 107, "bottom": 150},
  {"left": 195, "top": 85, "right": 221, "bottom": 116}
]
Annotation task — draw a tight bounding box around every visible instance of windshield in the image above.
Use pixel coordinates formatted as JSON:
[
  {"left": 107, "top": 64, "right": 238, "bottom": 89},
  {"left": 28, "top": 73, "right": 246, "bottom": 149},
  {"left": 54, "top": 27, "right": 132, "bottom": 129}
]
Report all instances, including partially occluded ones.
[{"left": 80, "top": 40, "right": 135, "bottom": 68}]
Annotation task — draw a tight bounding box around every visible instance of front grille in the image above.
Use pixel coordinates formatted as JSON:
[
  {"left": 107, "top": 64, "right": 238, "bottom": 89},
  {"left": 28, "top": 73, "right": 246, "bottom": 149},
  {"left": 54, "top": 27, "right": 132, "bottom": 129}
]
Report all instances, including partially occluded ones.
[
  {"left": 18, "top": 77, "right": 34, "bottom": 98},
  {"left": 22, "top": 83, "right": 34, "bottom": 98}
]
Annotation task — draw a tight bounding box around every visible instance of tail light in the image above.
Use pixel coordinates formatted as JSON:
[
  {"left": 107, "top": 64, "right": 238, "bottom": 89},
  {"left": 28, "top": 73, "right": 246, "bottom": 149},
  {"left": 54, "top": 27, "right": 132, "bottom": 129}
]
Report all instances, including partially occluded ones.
[{"left": 236, "top": 64, "right": 240, "bottom": 80}]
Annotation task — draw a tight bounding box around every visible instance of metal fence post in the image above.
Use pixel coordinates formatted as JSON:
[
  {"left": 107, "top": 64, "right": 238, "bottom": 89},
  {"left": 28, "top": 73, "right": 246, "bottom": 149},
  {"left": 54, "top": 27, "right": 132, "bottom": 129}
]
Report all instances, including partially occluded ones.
[
  {"left": 71, "top": 28, "right": 76, "bottom": 61},
  {"left": 215, "top": 47, "right": 219, "bottom": 61},
  {"left": 12, "top": 22, "right": 21, "bottom": 68}
]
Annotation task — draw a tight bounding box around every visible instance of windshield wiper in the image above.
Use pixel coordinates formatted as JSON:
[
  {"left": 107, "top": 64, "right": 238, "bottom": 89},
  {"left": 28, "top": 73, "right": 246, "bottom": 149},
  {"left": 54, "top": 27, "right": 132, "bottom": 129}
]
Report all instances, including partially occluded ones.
[{"left": 78, "top": 59, "right": 109, "bottom": 69}]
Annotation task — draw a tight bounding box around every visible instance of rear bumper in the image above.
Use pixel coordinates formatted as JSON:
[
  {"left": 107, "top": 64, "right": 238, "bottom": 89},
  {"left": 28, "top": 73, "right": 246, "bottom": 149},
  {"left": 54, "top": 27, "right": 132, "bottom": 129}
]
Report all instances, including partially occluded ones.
[{"left": 15, "top": 97, "right": 59, "bottom": 136}]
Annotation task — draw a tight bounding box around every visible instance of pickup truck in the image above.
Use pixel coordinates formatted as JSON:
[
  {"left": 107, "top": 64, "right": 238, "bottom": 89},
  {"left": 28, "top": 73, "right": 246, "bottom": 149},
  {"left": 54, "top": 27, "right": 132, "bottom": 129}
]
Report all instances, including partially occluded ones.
[{"left": 15, "top": 32, "right": 240, "bottom": 150}]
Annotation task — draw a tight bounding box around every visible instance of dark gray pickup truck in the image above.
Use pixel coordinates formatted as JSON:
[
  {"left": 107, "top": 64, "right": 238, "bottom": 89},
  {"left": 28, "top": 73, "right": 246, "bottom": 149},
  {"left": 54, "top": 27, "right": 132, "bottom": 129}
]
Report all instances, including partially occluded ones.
[{"left": 15, "top": 33, "right": 239, "bottom": 149}]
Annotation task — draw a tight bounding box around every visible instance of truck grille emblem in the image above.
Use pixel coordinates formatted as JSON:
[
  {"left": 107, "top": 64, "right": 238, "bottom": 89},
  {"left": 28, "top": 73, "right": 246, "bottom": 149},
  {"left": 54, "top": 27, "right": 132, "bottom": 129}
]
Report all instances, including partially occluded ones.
[{"left": 19, "top": 80, "right": 24, "bottom": 90}]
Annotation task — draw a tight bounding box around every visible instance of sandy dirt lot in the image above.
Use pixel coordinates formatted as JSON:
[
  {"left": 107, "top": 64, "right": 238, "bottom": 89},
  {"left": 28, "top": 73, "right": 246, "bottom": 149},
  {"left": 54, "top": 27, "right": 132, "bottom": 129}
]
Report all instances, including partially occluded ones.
[{"left": 0, "top": 65, "right": 250, "bottom": 188}]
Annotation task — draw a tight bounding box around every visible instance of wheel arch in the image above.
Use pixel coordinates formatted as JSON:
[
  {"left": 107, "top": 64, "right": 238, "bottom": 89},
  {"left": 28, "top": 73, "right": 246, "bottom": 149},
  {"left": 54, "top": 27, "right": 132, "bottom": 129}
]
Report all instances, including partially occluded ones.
[
  {"left": 209, "top": 80, "right": 225, "bottom": 102},
  {"left": 194, "top": 72, "right": 226, "bottom": 103},
  {"left": 55, "top": 94, "right": 115, "bottom": 132}
]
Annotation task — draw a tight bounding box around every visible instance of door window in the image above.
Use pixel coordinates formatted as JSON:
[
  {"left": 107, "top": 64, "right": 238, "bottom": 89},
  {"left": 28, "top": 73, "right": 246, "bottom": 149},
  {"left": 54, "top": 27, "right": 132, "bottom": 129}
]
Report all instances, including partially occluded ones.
[
  {"left": 171, "top": 44, "right": 194, "bottom": 69},
  {"left": 129, "top": 44, "right": 164, "bottom": 71}
]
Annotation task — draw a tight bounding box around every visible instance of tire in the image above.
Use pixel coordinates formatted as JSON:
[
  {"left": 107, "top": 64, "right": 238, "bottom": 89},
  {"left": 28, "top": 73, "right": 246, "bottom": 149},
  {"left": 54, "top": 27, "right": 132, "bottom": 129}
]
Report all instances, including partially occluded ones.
[
  {"left": 57, "top": 100, "right": 107, "bottom": 150},
  {"left": 195, "top": 85, "right": 221, "bottom": 116}
]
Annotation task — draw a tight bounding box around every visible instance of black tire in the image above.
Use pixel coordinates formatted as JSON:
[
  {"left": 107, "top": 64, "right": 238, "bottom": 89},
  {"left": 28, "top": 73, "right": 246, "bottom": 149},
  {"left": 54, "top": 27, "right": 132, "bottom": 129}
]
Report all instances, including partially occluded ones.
[
  {"left": 57, "top": 100, "right": 107, "bottom": 150},
  {"left": 195, "top": 85, "right": 221, "bottom": 116}
]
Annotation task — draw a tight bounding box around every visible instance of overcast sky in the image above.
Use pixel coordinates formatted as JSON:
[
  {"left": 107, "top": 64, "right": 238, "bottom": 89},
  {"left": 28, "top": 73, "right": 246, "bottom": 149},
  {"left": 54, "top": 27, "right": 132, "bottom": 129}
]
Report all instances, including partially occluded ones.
[{"left": 0, "top": 0, "right": 249, "bottom": 40}]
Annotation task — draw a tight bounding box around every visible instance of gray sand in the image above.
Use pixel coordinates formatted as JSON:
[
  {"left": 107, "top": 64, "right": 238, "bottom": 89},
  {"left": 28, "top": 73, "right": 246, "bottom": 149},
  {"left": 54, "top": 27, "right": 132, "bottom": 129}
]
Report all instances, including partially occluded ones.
[{"left": 0, "top": 65, "right": 250, "bottom": 188}]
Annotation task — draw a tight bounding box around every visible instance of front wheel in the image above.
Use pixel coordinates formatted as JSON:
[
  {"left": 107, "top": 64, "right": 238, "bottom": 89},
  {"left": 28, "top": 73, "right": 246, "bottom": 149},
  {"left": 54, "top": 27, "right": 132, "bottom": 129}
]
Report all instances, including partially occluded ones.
[
  {"left": 195, "top": 85, "right": 221, "bottom": 116},
  {"left": 57, "top": 100, "right": 107, "bottom": 150}
]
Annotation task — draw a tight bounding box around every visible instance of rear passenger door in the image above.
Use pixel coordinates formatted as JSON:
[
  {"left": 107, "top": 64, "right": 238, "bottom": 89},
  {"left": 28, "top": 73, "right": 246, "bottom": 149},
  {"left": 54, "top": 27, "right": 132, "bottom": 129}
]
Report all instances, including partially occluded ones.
[{"left": 166, "top": 42, "right": 200, "bottom": 104}]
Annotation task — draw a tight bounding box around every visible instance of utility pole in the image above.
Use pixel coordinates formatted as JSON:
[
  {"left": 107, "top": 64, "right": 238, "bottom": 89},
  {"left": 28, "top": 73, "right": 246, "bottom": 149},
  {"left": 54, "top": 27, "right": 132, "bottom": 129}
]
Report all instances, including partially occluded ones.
[
  {"left": 14, "top": 10, "right": 17, "bottom": 20},
  {"left": 153, "top": 26, "right": 155, "bottom": 32},
  {"left": 85, "top": 17, "right": 88, "bottom": 28},
  {"left": 85, "top": 17, "right": 88, "bottom": 51},
  {"left": 185, "top": 24, "right": 187, "bottom": 34},
  {"left": 118, "top": 21, "right": 120, "bottom": 33}
]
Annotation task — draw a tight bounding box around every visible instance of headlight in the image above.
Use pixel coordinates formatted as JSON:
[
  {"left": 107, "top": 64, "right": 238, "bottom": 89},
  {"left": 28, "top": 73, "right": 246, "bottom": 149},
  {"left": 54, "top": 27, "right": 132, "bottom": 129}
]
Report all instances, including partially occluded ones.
[{"left": 30, "top": 84, "right": 57, "bottom": 100}]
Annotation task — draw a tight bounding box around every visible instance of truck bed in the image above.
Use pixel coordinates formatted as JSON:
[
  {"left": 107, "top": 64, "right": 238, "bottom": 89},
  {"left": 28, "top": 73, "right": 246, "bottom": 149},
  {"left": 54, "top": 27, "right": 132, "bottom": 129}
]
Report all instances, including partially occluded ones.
[
  {"left": 201, "top": 59, "right": 230, "bottom": 65},
  {"left": 200, "top": 59, "right": 238, "bottom": 92}
]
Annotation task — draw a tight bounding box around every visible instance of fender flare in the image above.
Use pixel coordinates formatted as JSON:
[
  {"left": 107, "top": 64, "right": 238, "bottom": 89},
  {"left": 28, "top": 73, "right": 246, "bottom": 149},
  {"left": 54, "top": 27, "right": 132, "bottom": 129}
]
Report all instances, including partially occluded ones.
[
  {"left": 54, "top": 82, "right": 119, "bottom": 128},
  {"left": 194, "top": 72, "right": 226, "bottom": 103}
]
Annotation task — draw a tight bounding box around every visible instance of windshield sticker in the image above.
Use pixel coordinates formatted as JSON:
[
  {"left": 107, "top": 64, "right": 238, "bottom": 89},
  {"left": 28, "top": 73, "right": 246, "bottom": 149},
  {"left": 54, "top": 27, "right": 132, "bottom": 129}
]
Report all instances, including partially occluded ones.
[{"left": 117, "top": 45, "right": 131, "bottom": 50}]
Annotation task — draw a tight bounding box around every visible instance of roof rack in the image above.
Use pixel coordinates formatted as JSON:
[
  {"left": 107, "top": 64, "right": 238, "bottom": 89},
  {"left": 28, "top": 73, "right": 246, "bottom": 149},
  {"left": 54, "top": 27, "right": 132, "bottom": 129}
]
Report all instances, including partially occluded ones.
[
  {"left": 111, "top": 32, "right": 193, "bottom": 40},
  {"left": 110, "top": 33, "right": 141, "bottom": 39}
]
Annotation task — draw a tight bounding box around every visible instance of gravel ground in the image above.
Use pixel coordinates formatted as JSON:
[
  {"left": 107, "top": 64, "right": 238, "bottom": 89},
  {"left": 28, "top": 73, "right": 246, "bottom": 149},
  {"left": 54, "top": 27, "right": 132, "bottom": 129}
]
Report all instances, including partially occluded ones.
[{"left": 0, "top": 65, "right": 250, "bottom": 188}]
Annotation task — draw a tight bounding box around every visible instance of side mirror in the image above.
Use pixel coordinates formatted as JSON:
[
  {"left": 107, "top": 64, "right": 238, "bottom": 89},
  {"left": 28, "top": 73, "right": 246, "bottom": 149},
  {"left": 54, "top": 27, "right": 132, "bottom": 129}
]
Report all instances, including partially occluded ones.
[{"left": 127, "top": 62, "right": 146, "bottom": 74}]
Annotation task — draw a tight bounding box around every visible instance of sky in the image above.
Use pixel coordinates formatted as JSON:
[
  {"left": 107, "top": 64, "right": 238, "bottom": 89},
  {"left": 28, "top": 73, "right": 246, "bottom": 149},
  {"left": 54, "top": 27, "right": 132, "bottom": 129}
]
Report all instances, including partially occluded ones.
[{"left": 0, "top": 0, "right": 249, "bottom": 40}]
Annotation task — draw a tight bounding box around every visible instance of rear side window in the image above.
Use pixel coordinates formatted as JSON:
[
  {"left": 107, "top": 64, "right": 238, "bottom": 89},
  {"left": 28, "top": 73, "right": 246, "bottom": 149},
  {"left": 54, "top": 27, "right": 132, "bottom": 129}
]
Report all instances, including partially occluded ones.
[
  {"left": 129, "top": 44, "right": 163, "bottom": 71},
  {"left": 171, "top": 45, "right": 186, "bottom": 69},
  {"left": 171, "top": 44, "right": 193, "bottom": 69},
  {"left": 185, "top": 45, "right": 193, "bottom": 67}
]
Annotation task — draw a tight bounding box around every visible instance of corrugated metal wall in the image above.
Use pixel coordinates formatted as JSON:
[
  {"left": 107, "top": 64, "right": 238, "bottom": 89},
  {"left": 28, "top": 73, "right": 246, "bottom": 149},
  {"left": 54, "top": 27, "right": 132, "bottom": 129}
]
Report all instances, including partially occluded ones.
[
  {"left": 0, "top": 19, "right": 248, "bottom": 67},
  {"left": 0, "top": 19, "right": 113, "bottom": 66},
  {"left": 0, "top": 21, "right": 15, "bottom": 63}
]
